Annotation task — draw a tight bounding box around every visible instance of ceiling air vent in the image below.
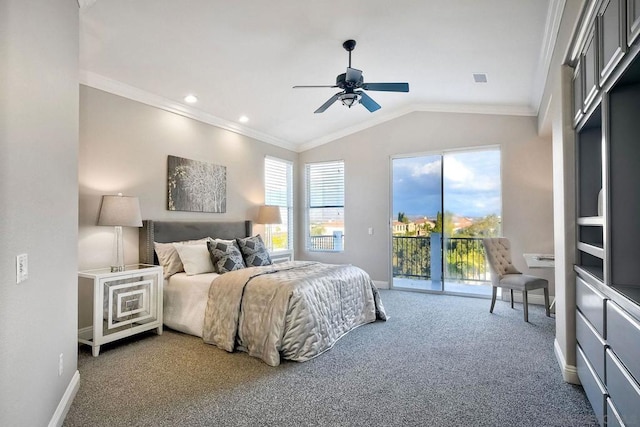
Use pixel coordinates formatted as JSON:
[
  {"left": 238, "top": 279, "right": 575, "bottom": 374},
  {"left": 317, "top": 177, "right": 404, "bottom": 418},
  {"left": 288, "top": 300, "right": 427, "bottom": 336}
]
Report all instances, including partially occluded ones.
[{"left": 473, "top": 73, "right": 488, "bottom": 83}]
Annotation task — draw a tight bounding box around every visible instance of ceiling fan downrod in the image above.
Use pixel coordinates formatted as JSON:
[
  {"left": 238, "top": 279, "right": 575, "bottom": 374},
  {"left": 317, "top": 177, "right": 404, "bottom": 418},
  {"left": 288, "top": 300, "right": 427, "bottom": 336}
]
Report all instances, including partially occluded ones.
[{"left": 343, "top": 39, "right": 356, "bottom": 68}]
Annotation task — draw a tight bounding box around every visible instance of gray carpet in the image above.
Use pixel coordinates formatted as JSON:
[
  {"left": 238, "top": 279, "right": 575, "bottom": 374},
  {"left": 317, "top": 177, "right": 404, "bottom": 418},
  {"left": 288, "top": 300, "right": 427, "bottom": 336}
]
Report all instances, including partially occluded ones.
[{"left": 64, "top": 290, "right": 597, "bottom": 427}]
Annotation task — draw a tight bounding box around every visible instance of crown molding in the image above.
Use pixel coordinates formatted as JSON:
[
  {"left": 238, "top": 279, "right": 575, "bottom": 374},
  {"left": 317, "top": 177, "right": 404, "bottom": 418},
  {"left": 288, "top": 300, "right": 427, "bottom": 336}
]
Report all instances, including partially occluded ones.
[
  {"left": 79, "top": 70, "right": 299, "bottom": 152},
  {"left": 531, "top": 0, "right": 566, "bottom": 115},
  {"left": 80, "top": 71, "right": 538, "bottom": 154}
]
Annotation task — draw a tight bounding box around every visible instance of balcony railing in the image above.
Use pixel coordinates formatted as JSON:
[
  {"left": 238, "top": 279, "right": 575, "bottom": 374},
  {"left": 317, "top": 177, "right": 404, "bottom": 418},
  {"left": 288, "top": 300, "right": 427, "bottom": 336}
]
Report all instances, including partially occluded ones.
[
  {"left": 309, "top": 233, "right": 490, "bottom": 283},
  {"left": 309, "top": 232, "right": 344, "bottom": 251},
  {"left": 393, "top": 235, "right": 490, "bottom": 282}
]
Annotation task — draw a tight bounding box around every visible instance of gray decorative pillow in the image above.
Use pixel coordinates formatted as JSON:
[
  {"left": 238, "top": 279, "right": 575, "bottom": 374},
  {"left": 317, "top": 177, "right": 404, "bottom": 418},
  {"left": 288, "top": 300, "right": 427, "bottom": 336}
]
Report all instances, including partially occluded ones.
[
  {"left": 236, "top": 235, "right": 272, "bottom": 267},
  {"left": 207, "top": 239, "right": 246, "bottom": 274}
]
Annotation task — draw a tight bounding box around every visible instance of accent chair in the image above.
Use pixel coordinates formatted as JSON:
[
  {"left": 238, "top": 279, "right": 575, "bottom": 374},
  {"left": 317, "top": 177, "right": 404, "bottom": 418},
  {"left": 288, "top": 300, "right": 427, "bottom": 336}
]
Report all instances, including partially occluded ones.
[{"left": 482, "top": 237, "right": 550, "bottom": 322}]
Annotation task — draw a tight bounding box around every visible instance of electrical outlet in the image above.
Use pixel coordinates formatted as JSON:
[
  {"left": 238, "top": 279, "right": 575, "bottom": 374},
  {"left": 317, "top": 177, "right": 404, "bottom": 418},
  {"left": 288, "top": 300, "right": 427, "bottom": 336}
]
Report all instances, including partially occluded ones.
[
  {"left": 16, "top": 254, "right": 28, "bottom": 284},
  {"left": 58, "top": 353, "right": 64, "bottom": 376}
]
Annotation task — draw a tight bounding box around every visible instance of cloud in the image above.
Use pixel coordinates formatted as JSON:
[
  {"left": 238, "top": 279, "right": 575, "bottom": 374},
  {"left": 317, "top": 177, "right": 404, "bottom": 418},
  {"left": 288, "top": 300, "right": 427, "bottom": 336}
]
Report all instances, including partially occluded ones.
[{"left": 392, "top": 150, "right": 501, "bottom": 218}]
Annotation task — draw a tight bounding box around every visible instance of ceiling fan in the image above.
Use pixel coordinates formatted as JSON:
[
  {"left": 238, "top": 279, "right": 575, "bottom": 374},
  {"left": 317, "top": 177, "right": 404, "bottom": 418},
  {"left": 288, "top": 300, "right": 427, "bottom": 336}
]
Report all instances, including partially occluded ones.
[{"left": 293, "top": 39, "right": 409, "bottom": 113}]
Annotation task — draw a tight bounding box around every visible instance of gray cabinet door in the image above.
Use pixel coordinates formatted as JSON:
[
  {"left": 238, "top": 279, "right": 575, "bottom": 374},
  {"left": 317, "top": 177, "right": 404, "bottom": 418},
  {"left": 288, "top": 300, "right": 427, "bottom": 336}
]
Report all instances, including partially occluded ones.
[
  {"left": 583, "top": 27, "right": 599, "bottom": 109},
  {"left": 577, "top": 310, "right": 606, "bottom": 382},
  {"left": 577, "top": 346, "right": 607, "bottom": 426},
  {"left": 573, "top": 61, "right": 583, "bottom": 124},
  {"left": 606, "top": 349, "right": 640, "bottom": 426},
  {"left": 607, "top": 301, "right": 640, "bottom": 382},
  {"left": 629, "top": 0, "right": 640, "bottom": 46},
  {"left": 599, "top": 0, "right": 626, "bottom": 82},
  {"left": 576, "top": 276, "right": 607, "bottom": 336}
]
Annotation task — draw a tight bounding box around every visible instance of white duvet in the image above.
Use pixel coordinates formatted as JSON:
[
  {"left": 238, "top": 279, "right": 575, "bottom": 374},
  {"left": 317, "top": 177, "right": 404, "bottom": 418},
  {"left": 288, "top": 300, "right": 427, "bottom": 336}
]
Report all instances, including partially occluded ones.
[{"left": 163, "top": 272, "right": 219, "bottom": 337}]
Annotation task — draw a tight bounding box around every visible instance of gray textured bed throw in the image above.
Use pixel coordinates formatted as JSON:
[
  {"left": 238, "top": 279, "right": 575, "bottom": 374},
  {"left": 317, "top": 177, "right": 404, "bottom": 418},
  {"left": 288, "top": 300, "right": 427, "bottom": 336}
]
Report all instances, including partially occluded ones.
[{"left": 203, "top": 261, "right": 387, "bottom": 366}]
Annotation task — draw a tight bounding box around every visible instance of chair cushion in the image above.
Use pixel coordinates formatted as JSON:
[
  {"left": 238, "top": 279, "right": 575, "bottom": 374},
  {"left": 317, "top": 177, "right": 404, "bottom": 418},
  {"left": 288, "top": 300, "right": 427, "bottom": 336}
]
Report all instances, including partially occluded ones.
[{"left": 499, "top": 274, "right": 548, "bottom": 291}]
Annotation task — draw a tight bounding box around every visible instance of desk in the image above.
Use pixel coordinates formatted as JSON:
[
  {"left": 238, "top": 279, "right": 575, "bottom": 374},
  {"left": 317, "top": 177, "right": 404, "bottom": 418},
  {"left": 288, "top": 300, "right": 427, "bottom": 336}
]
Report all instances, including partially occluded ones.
[
  {"left": 523, "top": 253, "right": 555, "bottom": 309},
  {"left": 523, "top": 253, "right": 555, "bottom": 268}
]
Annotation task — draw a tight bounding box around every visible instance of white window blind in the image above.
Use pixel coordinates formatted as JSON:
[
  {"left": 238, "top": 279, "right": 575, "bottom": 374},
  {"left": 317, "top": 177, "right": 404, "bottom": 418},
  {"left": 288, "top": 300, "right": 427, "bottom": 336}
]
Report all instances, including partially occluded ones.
[
  {"left": 306, "top": 160, "right": 345, "bottom": 252},
  {"left": 264, "top": 157, "right": 293, "bottom": 252}
]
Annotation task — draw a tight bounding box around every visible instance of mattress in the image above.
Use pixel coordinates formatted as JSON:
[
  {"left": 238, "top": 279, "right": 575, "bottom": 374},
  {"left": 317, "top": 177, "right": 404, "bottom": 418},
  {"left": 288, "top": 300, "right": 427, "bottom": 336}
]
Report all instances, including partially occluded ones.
[{"left": 164, "top": 272, "right": 218, "bottom": 337}]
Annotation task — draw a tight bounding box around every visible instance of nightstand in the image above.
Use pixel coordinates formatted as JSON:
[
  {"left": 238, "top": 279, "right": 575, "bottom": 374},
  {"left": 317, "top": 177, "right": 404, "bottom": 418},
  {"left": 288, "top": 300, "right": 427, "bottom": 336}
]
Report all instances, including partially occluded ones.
[{"left": 78, "top": 264, "right": 163, "bottom": 356}]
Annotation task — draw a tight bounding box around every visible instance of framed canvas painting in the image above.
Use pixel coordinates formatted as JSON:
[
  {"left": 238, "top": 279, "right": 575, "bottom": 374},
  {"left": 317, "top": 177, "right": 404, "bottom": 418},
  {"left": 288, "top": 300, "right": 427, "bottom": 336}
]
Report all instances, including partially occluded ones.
[{"left": 167, "top": 155, "right": 226, "bottom": 213}]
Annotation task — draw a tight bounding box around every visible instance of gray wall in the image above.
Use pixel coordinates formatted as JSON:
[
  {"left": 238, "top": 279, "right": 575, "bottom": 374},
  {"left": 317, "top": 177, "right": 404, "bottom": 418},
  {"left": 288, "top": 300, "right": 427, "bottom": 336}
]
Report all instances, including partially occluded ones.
[
  {"left": 297, "top": 111, "right": 555, "bottom": 294},
  {"left": 78, "top": 86, "right": 297, "bottom": 325},
  {"left": 0, "top": 1, "right": 79, "bottom": 425}
]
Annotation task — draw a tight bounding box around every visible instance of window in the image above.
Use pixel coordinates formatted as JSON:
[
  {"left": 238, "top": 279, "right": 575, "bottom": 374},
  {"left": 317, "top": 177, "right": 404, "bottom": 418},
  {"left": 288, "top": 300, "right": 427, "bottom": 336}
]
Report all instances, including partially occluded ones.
[
  {"left": 264, "top": 156, "right": 293, "bottom": 253},
  {"left": 306, "top": 160, "right": 344, "bottom": 252}
]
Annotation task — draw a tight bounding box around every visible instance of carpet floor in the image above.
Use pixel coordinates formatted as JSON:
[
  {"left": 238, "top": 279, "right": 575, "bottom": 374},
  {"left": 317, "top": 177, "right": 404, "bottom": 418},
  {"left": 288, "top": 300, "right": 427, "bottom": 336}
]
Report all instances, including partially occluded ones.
[{"left": 64, "top": 290, "right": 597, "bottom": 426}]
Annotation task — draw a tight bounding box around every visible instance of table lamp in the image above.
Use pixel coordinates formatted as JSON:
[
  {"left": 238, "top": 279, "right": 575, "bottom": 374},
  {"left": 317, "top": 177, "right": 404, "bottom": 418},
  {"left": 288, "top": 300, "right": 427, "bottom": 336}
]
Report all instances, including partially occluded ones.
[
  {"left": 98, "top": 194, "right": 143, "bottom": 272},
  {"left": 256, "top": 205, "right": 282, "bottom": 252}
]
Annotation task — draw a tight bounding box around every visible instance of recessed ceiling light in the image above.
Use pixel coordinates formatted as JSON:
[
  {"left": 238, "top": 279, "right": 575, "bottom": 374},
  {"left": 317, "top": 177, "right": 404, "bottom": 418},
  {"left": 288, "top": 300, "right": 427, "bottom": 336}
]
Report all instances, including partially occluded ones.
[
  {"left": 238, "top": 115, "right": 249, "bottom": 123},
  {"left": 473, "top": 73, "right": 488, "bottom": 83},
  {"left": 184, "top": 94, "right": 198, "bottom": 104}
]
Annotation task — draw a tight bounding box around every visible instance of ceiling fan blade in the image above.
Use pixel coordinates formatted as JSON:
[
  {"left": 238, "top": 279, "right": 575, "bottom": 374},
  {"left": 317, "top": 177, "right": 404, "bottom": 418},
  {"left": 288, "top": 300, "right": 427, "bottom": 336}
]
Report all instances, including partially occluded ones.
[
  {"left": 345, "top": 67, "right": 362, "bottom": 83},
  {"left": 361, "top": 82, "right": 410, "bottom": 92},
  {"left": 357, "top": 91, "right": 381, "bottom": 112},
  {"left": 314, "top": 92, "right": 342, "bottom": 113},
  {"left": 293, "top": 85, "right": 338, "bottom": 89}
]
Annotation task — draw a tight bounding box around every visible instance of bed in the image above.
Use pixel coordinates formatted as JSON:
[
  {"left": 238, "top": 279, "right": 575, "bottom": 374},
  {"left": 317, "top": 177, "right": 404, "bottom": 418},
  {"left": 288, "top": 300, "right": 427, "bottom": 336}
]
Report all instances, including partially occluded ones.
[{"left": 139, "top": 220, "right": 386, "bottom": 366}]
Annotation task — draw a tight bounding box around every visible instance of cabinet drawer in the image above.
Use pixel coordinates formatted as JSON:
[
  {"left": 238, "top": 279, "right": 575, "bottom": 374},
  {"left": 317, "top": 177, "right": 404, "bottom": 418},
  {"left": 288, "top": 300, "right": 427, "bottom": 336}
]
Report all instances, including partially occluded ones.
[
  {"left": 577, "top": 276, "right": 607, "bottom": 336},
  {"left": 577, "top": 310, "right": 606, "bottom": 382},
  {"left": 577, "top": 346, "right": 607, "bottom": 426},
  {"left": 607, "top": 301, "right": 640, "bottom": 383},
  {"left": 606, "top": 349, "right": 640, "bottom": 426},
  {"left": 607, "top": 398, "right": 625, "bottom": 427}
]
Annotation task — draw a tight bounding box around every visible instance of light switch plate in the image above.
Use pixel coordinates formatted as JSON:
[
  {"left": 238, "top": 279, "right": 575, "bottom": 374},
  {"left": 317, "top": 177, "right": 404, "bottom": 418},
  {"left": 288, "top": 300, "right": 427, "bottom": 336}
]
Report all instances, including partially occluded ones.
[{"left": 16, "top": 253, "right": 28, "bottom": 283}]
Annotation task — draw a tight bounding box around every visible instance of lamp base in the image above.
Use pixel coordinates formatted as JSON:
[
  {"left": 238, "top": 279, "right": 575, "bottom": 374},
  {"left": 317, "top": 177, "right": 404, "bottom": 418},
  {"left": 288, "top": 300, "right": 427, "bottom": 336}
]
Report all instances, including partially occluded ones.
[{"left": 111, "top": 225, "right": 125, "bottom": 273}]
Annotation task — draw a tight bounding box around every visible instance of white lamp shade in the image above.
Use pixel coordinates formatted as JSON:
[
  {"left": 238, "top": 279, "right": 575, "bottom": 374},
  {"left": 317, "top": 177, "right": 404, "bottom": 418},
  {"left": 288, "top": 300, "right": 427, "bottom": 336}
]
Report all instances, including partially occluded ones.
[
  {"left": 256, "top": 205, "right": 282, "bottom": 225},
  {"left": 97, "top": 195, "right": 143, "bottom": 227}
]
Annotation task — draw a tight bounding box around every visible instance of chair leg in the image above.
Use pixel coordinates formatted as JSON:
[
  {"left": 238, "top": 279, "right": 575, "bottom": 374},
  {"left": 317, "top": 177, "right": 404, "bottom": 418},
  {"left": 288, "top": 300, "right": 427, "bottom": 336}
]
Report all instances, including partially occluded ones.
[
  {"left": 523, "top": 291, "right": 529, "bottom": 322},
  {"left": 490, "top": 286, "right": 497, "bottom": 313},
  {"left": 544, "top": 288, "right": 551, "bottom": 317},
  {"left": 510, "top": 289, "right": 514, "bottom": 309}
]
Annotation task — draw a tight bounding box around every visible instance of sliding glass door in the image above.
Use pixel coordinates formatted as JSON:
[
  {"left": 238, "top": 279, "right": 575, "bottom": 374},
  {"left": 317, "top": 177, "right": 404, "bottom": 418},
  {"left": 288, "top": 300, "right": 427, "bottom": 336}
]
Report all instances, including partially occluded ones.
[{"left": 391, "top": 148, "right": 501, "bottom": 295}]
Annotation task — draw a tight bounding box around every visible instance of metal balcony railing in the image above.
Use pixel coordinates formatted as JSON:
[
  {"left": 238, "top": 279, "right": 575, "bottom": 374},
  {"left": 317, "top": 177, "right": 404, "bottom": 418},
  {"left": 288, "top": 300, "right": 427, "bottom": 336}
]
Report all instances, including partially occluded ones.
[
  {"left": 309, "top": 232, "right": 344, "bottom": 251},
  {"left": 393, "top": 235, "right": 490, "bottom": 282},
  {"left": 309, "top": 233, "right": 490, "bottom": 282}
]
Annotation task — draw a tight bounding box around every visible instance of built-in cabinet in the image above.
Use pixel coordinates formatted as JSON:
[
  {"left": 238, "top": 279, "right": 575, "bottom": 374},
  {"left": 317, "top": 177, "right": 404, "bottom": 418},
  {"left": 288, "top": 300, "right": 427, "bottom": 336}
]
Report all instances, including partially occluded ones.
[{"left": 573, "top": 1, "right": 640, "bottom": 425}]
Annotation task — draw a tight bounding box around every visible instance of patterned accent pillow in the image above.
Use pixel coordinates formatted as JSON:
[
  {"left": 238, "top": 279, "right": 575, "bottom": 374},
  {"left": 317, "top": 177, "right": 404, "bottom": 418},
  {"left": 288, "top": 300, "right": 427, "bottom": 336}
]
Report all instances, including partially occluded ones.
[
  {"left": 207, "top": 239, "right": 246, "bottom": 274},
  {"left": 236, "top": 235, "right": 272, "bottom": 267}
]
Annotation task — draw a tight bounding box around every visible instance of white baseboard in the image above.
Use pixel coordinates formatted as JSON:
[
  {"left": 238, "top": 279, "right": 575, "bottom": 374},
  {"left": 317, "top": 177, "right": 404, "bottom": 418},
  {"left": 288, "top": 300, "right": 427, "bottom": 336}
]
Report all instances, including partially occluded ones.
[
  {"left": 373, "top": 280, "right": 389, "bottom": 289},
  {"left": 48, "top": 370, "right": 80, "bottom": 427},
  {"left": 554, "top": 339, "right": 580, "bottom": 384}
]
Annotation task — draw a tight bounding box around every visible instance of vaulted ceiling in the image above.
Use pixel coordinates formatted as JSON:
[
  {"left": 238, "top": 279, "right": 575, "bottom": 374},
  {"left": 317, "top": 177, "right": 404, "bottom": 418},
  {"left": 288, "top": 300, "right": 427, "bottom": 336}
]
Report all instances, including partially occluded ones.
[{"left": 80, "top": 0, "right": 562, "bottom": 152}]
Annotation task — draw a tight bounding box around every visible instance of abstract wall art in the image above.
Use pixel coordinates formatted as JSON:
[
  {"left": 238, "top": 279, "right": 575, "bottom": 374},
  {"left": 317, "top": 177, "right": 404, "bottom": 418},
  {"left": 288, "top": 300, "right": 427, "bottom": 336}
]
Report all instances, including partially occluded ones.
[{"left": 167, "top": 155, "right": 226, "bottom": 213}]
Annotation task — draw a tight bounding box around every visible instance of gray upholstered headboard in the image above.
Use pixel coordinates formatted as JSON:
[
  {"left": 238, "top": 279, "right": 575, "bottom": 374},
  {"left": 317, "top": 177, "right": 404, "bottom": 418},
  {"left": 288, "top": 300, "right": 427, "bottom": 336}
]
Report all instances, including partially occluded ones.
[{"left": 139, "top": 220, "right": 253, "bottom": 265}]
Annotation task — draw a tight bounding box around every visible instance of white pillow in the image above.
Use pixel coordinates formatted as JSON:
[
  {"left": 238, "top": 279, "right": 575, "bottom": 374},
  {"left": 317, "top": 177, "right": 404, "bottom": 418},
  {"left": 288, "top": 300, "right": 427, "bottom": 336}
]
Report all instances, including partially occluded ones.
[
  {"left": 173, "top": 242, "right": 215, "bottom": 275},
  {"left": 154, "top": 238, "right": 210, "bottom": 278}
]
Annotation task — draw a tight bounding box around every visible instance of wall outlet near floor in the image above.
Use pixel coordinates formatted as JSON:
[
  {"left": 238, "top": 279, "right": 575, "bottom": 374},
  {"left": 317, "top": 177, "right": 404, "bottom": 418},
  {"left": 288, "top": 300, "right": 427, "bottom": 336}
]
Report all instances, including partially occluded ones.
[
  {"left": 58, "top": 353, "right": 64, "bottom": 376},
  {"left": 16, "top": 253, "right": 28, "bottom": 284}
]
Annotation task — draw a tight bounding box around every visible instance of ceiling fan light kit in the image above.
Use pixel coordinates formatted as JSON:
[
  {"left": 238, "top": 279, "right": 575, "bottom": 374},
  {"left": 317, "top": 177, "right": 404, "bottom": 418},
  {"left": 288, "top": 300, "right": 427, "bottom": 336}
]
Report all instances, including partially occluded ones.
[{"left": 293, "top": 39, "right": 409, "bottom": 114}]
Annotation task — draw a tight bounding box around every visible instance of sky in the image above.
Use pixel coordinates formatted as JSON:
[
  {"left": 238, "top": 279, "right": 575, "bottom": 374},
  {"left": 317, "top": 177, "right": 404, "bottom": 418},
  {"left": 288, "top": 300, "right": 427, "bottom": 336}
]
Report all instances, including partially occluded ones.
[{"left": 392, "top": 149, "right": 501, "bottom": 219}]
